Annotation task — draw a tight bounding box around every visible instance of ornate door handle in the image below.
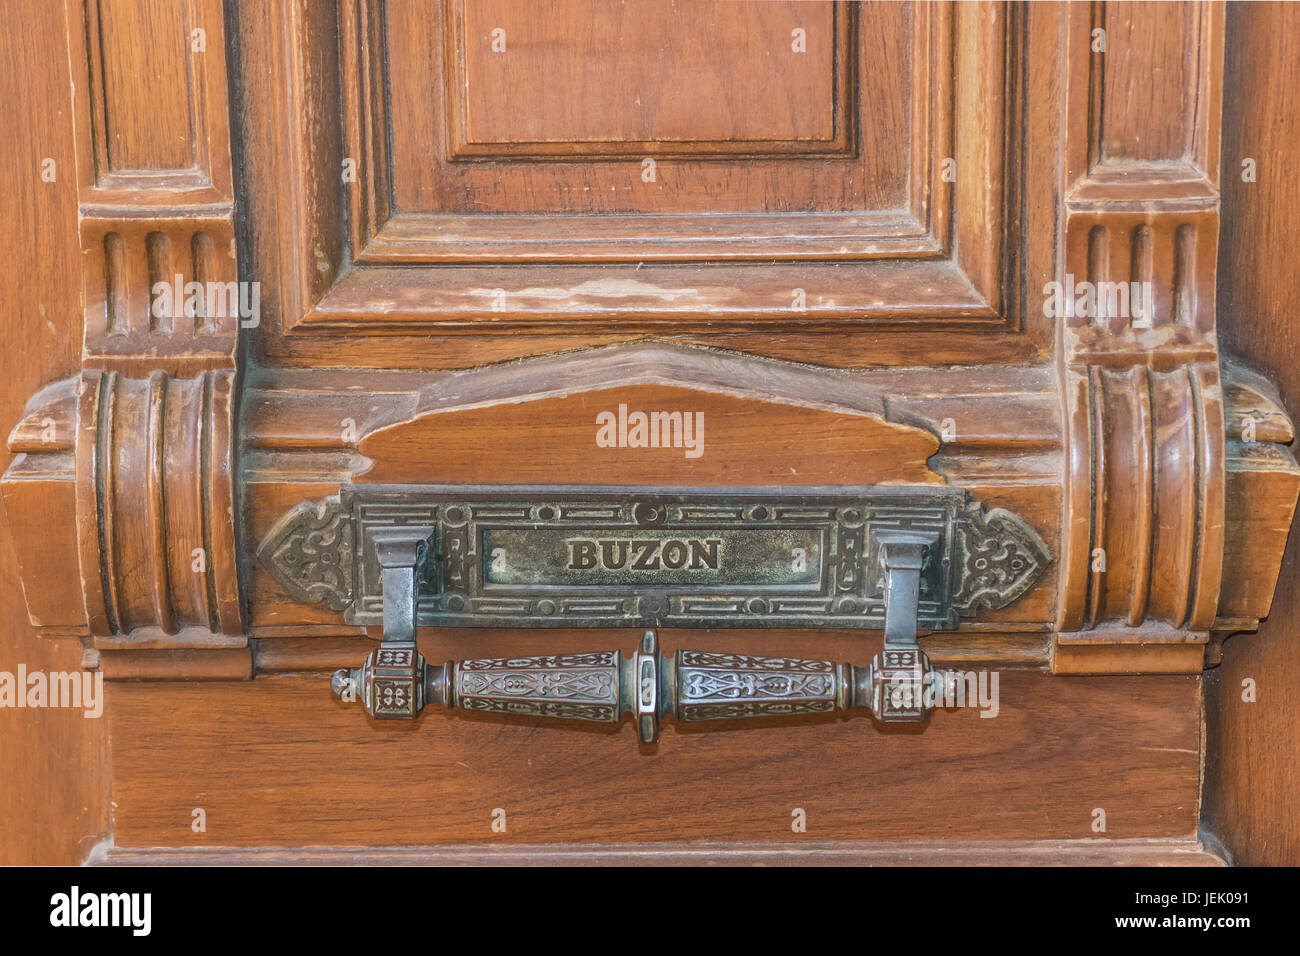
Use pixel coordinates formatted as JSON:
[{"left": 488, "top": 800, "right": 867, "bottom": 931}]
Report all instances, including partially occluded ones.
[
  {"left": 258, "top": 484, "right": 1047, "bottom": 739},
  {"left": 333, "top": 629, "right": 946, "bottom": 741},
  {"left": 329, "top": 515, "right": 962, "bottom": 739}
]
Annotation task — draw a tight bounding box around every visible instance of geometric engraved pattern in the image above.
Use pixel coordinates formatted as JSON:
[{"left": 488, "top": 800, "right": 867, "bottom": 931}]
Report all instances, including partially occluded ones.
[
  {"left": 461, "top": 669, "right": 613, "bottom": 700},
  {"left": 676, "top": 651, "right": 839, "bottom": 721},
  {"left": 873, "top": 648, "right": 926, "bottom": 722},
  {"left": 950, "top": 501, "right": 1053, "bottom": 616},
  {"left": 257, "top": 485, "right": 1052, "bottom": 630},
  {"left": 256, "top": 499, "right": 355, "bottom": 611},
  {"left": 454, "top": 651, "right": 620, "bottom": 722},
  {"left": 365, "top": 643, "right": 424, "bottom": 719}
]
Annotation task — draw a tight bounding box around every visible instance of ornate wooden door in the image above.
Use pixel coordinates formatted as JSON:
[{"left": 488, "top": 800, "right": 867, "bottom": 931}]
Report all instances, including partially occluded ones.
[{"left": 4, "top": 0, "right": 1298, "bottom": 863}]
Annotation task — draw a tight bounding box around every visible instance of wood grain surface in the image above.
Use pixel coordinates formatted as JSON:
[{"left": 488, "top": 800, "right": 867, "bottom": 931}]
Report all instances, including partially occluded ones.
[
  {"left": 3, "top": 0, "right": 1298, "bottom": 865},
  {"left": 1204, "top": 0, "right": 1300, "bottom": 866},
  {"left": 101, "top": 838, "right": 1226, "bottom": 866},
  {"left": 107, "top": 670, "right": 1201, "bottom": 847},
  {"left": 0, "top": 0, "right": 110, "bottom": 865}
]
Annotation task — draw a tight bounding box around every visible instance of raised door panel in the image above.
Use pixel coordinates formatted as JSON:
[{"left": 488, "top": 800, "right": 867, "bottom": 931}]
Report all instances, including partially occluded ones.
[{"left": 236, "top": 0, "right": 1039, "bottom": 368}]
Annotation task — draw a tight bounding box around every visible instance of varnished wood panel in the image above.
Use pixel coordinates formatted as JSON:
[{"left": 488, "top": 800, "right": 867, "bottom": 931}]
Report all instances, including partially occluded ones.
[
  {"left": 70, "top": 0, "right": 233, "bottom": 202},
  {"left": 102, "top": 839, "right": 1226, "bottom": 866},
  {"left": 240, "top": 0, "right": 1049, "bottom": 366},
  {"left": 357, "top": 385, "right": 943, "bottom": 486},
  {"left": 108, "top": 670, "right": 1201, "bottom": 847},
  {"left": 1205, "top": 0, "right": 1300, "bottom": 866},
  {"left": 1094, "top": 2, "right": 1214, "bottom": 167},
  {"left": 1068, "top": 1, "right": 1221, "bottom": 198},
  {"left": 1054, "top": 1, "right": 1233, "bottom": 673},
  {"left": 0, "top": 0, "right": 110, "bottom": 865},
  {"left": 448, "top": 0, "right": 848, "bottom": 156},
  {"left": 387, "top": 1, "right": 905, "bottom": 222},
  {"left": 88, "top": 0, "right": 196, "bottom": 172}
]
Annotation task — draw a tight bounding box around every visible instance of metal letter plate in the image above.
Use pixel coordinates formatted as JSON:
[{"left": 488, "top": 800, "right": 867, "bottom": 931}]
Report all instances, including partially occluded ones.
[{"left": 259, "top": 484, "right": 1051, "bottom": 630}]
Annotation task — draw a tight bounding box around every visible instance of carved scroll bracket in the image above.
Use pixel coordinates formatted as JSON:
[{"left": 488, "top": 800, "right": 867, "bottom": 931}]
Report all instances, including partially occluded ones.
[{"left": 2, "top": 369, "right": 248, "bottom": 677}]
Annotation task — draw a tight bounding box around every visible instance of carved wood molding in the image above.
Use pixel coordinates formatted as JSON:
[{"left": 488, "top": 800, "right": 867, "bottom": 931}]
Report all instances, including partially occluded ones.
[
  {"left": 68, "top": 0, "right": 240, "bottom": 377},
  {"left": 0, "top": 0, "right": 248, "bottom": 678},
  {"left": 1048, "top": 1, "right": 1300, "bottom": 674},
  {"left": 236, "top": 0, "right": 1051, "bottom": 369},
  {"left": 95, "top": 838, "right": 1228, "bottom": 866},
  {"left": 3, "top": 371, "right": 246, "bottom": 658},
  {"left": 2, "top": 1, "right": 1298, "bottom": 685}
]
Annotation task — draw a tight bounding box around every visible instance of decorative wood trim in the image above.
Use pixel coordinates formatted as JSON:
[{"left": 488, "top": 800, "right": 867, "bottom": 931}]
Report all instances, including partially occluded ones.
[
  {"left": 248, "top": 631, "right": 1058, "bottom": 674},
  {"left": 439, "top": 0, "right": 859, "bottom": 161},
  {"left": 0, "top": 0, "right": 247, "bottom": 677},
  {"left": 1061, "top": 360, "right": 1224, "bottom": 632},
  {"left": 358, "top": 0, "right": 935, "bottom": 261},
  {"left": 3, "top": 371, "right": 244, "bottom": 645},
  {"left": 76, "top": 370, "right": 242, "bottom": 637},
  {"left": 67, "top": 0, "right": 241, "bottom": 375},
  {"left": 1050, "top": 0, "right": 1284, "bottom": 674},
  {"left": 71, "top": 0, "right": 233, "bottom": 202},
  {"left": 239, "top": 0, "right": 1048, "bottom": 369},
  {"left": 2, "top": 1, "right": 1297, "bottom": 690},
  {"left": 1214, "top": 356, "right": 1300, "bottom": 639},
  {"left": 1069, "top": 0, "right": 1223, "bottom": 202},
  {"left": 97, "top": 837, "right": 1227, "bottom": 867}
]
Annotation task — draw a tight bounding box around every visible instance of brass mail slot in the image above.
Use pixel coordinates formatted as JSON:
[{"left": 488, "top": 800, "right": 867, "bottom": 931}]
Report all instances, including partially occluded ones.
[{"left": 259, "top": 484, "right": 1050, "bottom": 631}]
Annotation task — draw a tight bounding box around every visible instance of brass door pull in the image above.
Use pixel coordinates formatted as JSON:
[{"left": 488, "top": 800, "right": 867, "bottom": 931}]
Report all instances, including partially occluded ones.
[
  {"left": 297, "top": 487, "right": 1047, "bottom": 740},
  {"left": 329, "top": 519, "right": 951, "bottom": 738},
  {"left": 333, "top": 629, "right": 946, "bottom": 741}
]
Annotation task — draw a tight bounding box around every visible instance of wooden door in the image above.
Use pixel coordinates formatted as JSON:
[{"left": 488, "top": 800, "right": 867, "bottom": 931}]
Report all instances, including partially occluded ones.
[{"left": 3, "top": 0, "right": 1299, "bottom": 864}]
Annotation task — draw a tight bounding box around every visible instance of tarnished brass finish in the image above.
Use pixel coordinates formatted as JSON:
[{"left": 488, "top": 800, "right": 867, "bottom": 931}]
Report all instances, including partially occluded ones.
[
  {"left": 333, "top": 630, "right": 952, "bottom": 738},
  {"left": 261, "top": 483, "right": 1051, "bottom": 632},
  {"left": 315, "top": 484, "right": 1039, "bottom": 736}
]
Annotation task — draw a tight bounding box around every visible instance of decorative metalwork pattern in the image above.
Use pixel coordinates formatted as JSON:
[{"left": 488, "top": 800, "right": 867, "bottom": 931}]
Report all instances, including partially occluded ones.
[
  {"left": 362, "top": 642, "right": 424, "bottom": 719},
  {"left": 678, "top": 651, "right": 835, "bottom": 673},
  {"left": 677, "top": 700, "right": 838, "bottom": 720},
  {"left": 453, "top": 651, "right": 621, "bottom": 723},
  {"left": 333, "top": 630, "right": 946, "bottom": 732},
  {"left": 950, "top": 501, "right": 1052, "bottom": 616},
  {"left": 676, "top": 650, "right": 839, "bottom": 721},
  {"left": 260, "top": 484, "right": 1051, "bottom": 630},
  {"left": 460, "top": 652, "right": 617, "bottom": 670},
  {"left": 456, "top": 698, "right": 619, "bottom": 721},
  {"left": 872, "top": 647, "right": 926, "bottom": 722},
  {"left": 257, "top": 500, "right": 355, "bottom": 611}
]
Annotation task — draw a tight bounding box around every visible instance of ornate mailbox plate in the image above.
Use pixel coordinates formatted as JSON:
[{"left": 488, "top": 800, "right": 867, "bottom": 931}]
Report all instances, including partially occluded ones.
[{"left": 258, "top": 485, "right": 1051, "bottom": 630}]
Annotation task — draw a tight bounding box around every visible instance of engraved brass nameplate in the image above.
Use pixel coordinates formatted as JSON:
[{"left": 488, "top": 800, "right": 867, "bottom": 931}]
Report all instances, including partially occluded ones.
[
  {"left": 483, "top": 527, "right": 818, "bottom": 586},
  {"left": 259, "top": 484, "right": 1051, "bottom": 631}
]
